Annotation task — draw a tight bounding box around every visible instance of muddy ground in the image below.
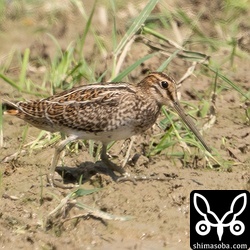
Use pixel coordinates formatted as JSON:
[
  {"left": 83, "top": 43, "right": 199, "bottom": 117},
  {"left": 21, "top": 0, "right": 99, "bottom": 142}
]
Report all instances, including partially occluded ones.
[{"left": 0, "top": 1, "right": 249, "bottom": 250}]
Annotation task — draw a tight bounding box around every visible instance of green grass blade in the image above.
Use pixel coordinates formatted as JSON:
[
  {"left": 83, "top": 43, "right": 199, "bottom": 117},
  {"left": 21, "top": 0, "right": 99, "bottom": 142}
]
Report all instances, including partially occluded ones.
[
  {"left": 78, "top": 0, "right": 97, "bottom": 56},
  {"left": 0, "top": 72, "right": 21, "bottom": 91},
  {"left": 47, "top": 33, "right": 63, "bottom": 57},
  {"left": 150, "top": 129, "right": 176, "bottom": 156},
  {"left": 0, "top": 72, "right": 46, "bottom": 97},
  {"left": 112, "top": 16, "right": 117, "bottom": 51},
  {"left": 114, "top": 0, "right": 160, "bottom": 56},
  {"left": 19, "top": 48, "right": 30, "bottom": 87},
  {"left": 140, "top": 27, "right": 208, "bottom": 62},
  {"left": 72, "top": 188, "right": 101, "bottom": 198},
  {"left": 157, "top": 50, "right": 179, "bottom": 72},
  {"left": 206, "top": 65, "right": 249, "bottom": 99},
  {"left": 66, "top": 62, "right": 83, "bottom": 79},
  {"left": 142, "top": 26, "right": 174, "bottom": 42},
  {"left": 175, "top": 9, "right": 206, "bottom": 39},
  {"left": 112, "top": 52, "right": 158, "bottom": 82},
  {"left": 179, "top": 50, "right": 209, "bottom": 62}
]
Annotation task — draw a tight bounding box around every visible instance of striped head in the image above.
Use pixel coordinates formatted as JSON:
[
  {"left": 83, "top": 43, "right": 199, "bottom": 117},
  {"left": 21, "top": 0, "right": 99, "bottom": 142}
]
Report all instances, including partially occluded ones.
[
  {"left": 139, "top": 72, "right": 211, "bottom": 152},
  {"left": 139, "top": 72, "right": 178, "bottom": 107}
]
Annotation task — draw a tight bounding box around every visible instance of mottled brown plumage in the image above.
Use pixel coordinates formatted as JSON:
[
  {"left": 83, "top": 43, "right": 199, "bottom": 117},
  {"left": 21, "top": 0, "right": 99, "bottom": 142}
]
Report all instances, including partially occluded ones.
[{"left": 3, "top": 72, "right": 211, "bottom": 188}]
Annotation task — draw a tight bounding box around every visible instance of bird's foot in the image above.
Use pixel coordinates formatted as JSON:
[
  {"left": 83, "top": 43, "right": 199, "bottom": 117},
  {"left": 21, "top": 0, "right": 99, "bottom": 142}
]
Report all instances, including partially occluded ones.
[
  {"left": 47, "top": 162, "right": 117, "bottom": 188},
  {"left": 117, "top": 172, "right": 172, "bottom": 184},
  {"left": 116, "top": 172, "right": 137, "bottom": 184},
  {"left": 47, "top": 172, "right": 79, "bottom": 189}
]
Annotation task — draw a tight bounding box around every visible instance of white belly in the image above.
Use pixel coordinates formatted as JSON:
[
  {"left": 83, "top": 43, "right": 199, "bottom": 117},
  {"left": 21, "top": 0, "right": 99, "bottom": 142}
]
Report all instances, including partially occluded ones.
[{"left": 63, "top": 126, "right": 136, "bottom": 143}]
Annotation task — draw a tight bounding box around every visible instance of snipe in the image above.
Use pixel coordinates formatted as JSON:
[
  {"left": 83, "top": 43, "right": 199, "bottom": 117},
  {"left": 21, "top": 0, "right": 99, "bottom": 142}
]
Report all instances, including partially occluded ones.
[{"left": 3, "top": 72, "right": 211, "bottom": 188}]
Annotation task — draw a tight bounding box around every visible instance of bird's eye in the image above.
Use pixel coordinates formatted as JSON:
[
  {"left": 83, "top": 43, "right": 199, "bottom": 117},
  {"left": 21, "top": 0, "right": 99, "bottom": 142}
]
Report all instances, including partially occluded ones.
[{"left": 160, "top": 81, "right": 168, "bottom": 89}]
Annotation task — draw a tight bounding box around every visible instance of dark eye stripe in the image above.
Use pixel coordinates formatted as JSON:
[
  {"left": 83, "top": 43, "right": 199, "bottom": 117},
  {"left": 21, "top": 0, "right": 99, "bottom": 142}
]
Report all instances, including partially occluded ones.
[
  {"left": 156, "top": 82, "right": 176, "bottom": 103},
  {"left": 152, "top": 84, "right": 165, "bottom": 98},
  {"left": 166, "top": 88, "right": 175, "bottom": 103}
]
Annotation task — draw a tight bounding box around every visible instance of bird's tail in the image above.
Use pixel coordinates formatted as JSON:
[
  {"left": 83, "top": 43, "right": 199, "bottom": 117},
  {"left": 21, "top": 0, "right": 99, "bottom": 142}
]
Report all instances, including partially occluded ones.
[{"left": 2, "top": 100, "right": 19, "bottom": 115}]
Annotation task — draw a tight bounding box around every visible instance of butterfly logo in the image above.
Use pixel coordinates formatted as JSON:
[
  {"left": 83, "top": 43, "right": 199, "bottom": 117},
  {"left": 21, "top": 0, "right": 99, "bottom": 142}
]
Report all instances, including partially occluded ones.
[{"left": 193, "top": 193, "right": 247, "bottom": 241}]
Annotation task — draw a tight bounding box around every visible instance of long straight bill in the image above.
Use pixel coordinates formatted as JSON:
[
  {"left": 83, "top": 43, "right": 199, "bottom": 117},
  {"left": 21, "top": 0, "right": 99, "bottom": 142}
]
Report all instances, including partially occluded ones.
[{"left": 173, "top": 101, "right": 211, "bottom": 152}]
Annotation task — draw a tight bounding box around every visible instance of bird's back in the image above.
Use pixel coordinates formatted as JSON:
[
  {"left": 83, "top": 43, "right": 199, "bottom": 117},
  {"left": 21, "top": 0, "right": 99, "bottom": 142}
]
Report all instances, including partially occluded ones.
[{"left": 3, "top": 82, "right": 161, "bottom": 141}]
